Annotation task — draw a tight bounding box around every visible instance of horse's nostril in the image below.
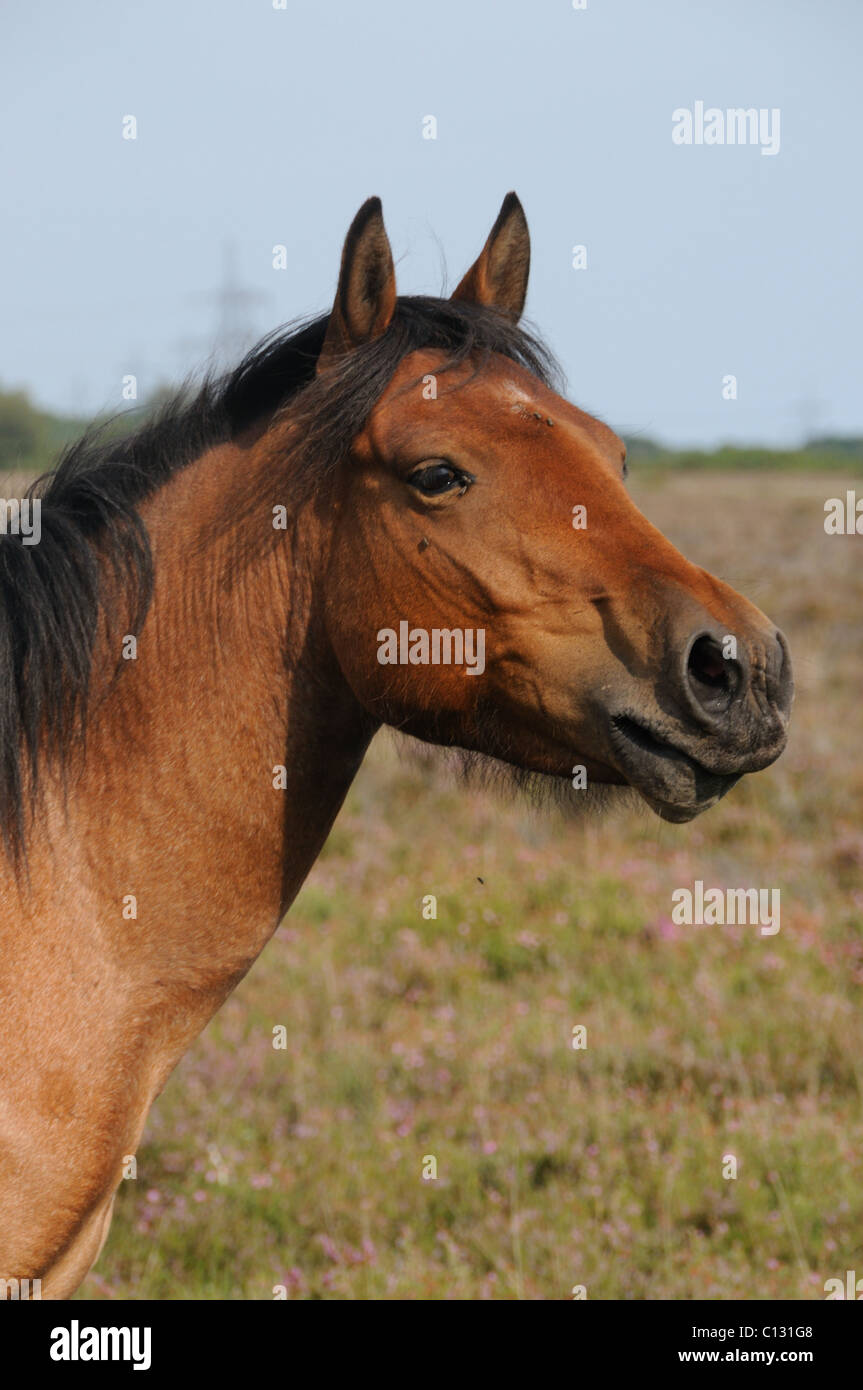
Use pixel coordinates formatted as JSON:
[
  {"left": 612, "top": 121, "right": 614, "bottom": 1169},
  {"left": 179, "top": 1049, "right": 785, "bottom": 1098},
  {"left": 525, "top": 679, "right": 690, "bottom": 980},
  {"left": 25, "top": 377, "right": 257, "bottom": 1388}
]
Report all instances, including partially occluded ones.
[
  {"left": 685, "top": 634, "right": 742, "bottom": 715},
  {"left": 689, "top": 636, "right": 729, "bottom": 689}
]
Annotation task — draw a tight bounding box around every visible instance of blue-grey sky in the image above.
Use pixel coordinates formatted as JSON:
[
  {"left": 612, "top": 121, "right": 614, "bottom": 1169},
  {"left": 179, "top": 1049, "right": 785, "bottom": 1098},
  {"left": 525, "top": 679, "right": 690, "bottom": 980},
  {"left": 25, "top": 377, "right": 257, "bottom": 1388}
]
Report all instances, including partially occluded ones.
[{"left": 1, "top": 0, "right": 860, "bottom": 446}]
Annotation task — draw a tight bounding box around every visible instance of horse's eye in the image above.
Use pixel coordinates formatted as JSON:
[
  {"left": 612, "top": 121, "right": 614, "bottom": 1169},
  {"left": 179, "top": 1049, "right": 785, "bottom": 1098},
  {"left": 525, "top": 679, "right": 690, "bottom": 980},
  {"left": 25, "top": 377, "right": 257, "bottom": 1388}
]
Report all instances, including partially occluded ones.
[{"left": 408, "top": 462, "right": 466, "bottom": 496}]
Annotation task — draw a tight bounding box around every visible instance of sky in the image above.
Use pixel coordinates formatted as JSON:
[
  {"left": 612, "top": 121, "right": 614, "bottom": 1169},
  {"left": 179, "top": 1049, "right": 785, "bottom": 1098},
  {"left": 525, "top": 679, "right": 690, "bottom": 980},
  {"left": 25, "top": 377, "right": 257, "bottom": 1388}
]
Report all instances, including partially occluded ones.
[{"left": 1, "top": 0, "right": 860, "bottom": 446}]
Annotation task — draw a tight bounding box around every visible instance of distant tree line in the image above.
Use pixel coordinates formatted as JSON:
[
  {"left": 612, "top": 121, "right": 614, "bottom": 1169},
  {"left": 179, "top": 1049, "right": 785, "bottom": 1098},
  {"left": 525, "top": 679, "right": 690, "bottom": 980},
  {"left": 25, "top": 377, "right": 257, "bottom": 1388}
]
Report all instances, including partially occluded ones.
[
  {"left": 0, "top": 385, "right": 154, "bottom": 477},
  {"left": 625, "top": 435, "right": 863, "bottom": 473},
  {"left": 0, "top": 387, "right": 87, "bottom": 475}
]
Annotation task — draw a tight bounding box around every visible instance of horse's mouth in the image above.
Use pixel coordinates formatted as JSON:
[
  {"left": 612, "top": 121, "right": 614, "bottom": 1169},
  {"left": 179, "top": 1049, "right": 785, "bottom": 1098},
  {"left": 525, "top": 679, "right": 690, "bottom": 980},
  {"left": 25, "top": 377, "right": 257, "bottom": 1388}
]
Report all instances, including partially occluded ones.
[{"left": 608, "top": 714, "right": 742, "bottom": 823}]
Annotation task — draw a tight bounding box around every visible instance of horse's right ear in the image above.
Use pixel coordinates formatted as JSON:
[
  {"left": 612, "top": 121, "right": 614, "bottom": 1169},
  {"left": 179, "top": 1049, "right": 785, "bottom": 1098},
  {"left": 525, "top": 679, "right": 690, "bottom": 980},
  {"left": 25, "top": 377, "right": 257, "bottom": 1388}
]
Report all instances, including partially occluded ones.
[
  {"left": 317, "top": 197, "right": 397, "bottom": 374},
  {"left": 451, "top": 192, "right": 530, "bottom": 321}
]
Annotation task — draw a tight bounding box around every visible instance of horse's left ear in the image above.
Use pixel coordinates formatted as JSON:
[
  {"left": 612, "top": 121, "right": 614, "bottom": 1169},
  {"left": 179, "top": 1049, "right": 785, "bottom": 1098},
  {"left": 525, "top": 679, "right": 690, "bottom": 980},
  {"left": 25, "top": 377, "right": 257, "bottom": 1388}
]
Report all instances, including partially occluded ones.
[
  {"left": 451, "top": 192, "right": 530, "bottom": 321},
  {"left": 317, "top": 197, "right": 397, "bottom": 374}
]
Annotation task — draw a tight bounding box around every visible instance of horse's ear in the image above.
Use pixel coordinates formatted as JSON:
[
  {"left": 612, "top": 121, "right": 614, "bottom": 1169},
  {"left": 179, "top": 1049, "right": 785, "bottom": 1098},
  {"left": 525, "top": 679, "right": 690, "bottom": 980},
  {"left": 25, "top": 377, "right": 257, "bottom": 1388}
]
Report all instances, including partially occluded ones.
[
  {"left": 317, "top": 197, "right": 397, "bottom": 374},
  {"left": 451, "top": 192, "right": 530, "bottom": 321}
]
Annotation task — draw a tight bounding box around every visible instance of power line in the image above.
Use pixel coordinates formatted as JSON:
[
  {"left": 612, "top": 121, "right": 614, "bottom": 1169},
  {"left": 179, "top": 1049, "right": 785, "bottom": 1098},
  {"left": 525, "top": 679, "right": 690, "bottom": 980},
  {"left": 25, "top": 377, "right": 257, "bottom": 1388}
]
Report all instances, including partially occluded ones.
[{"left": 180, "top": 241, "right": 271, "bottom": 376}]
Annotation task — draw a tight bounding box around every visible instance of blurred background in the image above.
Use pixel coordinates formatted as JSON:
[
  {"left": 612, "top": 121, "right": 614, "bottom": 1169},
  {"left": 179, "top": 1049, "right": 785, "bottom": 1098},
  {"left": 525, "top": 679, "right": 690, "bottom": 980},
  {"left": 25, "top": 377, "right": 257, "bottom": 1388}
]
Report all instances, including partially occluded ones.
[
  {"left": 1, "top": 0, "right": 862, "bottom": 459},
  {"left": 1, "top": 0, "right": 861, "bottom": 1299}
]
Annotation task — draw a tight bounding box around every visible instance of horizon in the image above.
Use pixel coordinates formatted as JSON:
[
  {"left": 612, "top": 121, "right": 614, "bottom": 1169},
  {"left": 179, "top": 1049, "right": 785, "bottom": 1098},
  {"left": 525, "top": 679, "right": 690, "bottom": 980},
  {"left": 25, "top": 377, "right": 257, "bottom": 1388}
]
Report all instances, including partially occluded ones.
[{"left": 2, "top": 0, "right": 861, "bottom": 448}]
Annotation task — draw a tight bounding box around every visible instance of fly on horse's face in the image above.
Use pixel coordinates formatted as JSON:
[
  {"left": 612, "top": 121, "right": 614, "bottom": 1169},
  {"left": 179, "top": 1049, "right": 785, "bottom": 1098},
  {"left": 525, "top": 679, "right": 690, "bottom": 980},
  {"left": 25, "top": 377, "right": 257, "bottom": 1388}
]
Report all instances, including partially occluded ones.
[{"left": 321, "top": 195, "right": 793, "bottom": 821}]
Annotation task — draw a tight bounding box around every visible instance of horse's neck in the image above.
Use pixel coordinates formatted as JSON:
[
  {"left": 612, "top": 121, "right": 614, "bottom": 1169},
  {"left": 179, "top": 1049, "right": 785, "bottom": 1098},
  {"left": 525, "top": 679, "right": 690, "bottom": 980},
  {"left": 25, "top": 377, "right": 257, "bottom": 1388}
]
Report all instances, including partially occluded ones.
[{"left": 35, "top": 437, "right": 371, "bottom": 995}]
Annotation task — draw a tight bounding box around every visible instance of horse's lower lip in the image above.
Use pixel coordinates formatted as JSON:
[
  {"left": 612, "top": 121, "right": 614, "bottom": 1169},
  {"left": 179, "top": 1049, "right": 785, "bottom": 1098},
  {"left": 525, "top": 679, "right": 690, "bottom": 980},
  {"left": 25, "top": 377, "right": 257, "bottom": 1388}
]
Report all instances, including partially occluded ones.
[{"left": 608, "top": 713, "right": 741, "bottom": 820}]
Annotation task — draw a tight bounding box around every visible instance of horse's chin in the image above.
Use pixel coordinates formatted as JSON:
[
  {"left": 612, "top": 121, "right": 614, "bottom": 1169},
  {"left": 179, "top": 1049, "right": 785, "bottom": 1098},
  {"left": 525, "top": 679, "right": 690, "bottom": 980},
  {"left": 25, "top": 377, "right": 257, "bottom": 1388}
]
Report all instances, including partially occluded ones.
[
  {"left": 390, "top": 721, "right": 742, "bottom": 824},
  {"left": 607, "top": 713, "right": 743, "bottom": 822},
  {"left": 636, "top": 787, "right": 735, "bottom": 823}
]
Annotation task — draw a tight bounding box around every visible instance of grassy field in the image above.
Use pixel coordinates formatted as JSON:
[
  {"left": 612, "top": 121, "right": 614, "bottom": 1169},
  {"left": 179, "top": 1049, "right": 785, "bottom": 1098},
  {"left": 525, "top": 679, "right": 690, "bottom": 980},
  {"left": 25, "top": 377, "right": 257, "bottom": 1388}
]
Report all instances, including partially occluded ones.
[{"left": 71, "top": 468, "right": 862, "bottom": 1301}]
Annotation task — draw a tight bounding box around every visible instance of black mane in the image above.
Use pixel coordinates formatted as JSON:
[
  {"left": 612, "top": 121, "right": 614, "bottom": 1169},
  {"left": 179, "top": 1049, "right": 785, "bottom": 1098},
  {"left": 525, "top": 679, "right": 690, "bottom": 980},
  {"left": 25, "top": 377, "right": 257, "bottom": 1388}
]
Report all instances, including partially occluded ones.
[{"left": 0, "top": 296, "right": 559, "bottom": 858}]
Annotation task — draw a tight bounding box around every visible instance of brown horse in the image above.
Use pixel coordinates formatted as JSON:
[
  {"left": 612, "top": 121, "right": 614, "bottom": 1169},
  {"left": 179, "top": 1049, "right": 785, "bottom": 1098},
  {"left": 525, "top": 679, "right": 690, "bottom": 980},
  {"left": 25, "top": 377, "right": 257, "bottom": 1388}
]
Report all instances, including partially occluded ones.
[{"left": 0, "top": 194, "right": 792, "bottom": 1298}]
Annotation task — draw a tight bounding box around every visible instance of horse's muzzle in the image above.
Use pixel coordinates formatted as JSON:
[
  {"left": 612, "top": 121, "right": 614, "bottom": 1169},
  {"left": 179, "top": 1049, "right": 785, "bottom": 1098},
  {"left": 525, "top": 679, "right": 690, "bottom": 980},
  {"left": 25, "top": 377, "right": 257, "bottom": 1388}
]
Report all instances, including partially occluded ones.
[{"left": 606, "top": 623, "right": 793, "bottom": 821}]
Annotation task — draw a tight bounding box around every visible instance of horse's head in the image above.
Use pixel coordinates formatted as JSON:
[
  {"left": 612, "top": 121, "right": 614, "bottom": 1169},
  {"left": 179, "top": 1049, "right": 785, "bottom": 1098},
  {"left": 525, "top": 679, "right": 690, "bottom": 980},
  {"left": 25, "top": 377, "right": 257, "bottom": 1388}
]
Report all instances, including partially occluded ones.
[{"left": 318, "top": 195, "right": 793, "bottom": 821}]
